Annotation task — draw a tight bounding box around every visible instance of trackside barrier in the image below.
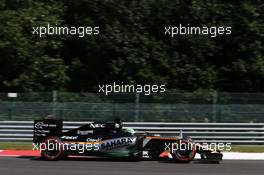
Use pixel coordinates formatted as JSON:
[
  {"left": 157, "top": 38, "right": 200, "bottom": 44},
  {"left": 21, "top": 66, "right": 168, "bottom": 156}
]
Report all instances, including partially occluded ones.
[{"left": 0, "top": 121, "right": 264, "bottom": 144}]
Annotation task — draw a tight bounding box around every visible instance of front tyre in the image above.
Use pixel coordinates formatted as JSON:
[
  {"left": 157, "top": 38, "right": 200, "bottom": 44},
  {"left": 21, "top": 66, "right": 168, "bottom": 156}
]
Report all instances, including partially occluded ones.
[{"left": 171, "top": 140, "right": 196, "bottom": 163}]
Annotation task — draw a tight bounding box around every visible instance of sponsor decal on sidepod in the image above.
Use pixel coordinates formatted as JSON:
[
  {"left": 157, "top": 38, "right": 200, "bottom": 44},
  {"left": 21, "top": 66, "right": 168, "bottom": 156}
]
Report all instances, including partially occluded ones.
[{"left": 100, "top": 137, "right": 136, "bottom": 150}]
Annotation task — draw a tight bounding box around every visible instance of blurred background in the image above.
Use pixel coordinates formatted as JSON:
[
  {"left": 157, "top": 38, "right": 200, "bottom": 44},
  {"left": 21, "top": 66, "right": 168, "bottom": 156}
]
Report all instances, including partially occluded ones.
[
  {"left": 0, "top": 0, "right": 263, "bottom": 122},
  {"left": 0, "top": 0, "right": 263, "bottom": 147},
  {"left": 1, "top": 91, "right": 264, "bottom": 123}
]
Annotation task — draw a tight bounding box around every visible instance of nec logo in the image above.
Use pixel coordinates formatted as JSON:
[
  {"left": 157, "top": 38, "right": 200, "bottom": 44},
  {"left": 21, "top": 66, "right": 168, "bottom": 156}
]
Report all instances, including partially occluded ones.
[{"left": 90, "top": 123, "right": 105, "bottom": 128}]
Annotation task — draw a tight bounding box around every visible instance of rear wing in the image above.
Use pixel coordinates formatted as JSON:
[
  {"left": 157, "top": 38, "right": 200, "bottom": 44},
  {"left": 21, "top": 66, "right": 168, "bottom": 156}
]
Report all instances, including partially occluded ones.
[{"left": 33, "top": 119, "right": 63, "bottom": 143}]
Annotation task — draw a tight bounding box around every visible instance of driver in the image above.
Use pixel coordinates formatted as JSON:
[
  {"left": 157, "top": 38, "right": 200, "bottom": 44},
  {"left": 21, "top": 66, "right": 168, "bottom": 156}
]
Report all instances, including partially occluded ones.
[{"left": 122, "top": 128, "right": 135, "bottom": 136}]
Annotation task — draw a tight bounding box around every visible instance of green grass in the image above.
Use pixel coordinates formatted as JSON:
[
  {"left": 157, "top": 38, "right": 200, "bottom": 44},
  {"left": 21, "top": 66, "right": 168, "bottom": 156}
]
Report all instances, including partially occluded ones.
[
  {"left": 0, "top": 142, "right": 33, "bottom": 150},
  {"left": 227, "top": 145, "right": 264, "bottom": 153},
  {"left": 0, "top": 142, "right": 264, "bottom": 153}
]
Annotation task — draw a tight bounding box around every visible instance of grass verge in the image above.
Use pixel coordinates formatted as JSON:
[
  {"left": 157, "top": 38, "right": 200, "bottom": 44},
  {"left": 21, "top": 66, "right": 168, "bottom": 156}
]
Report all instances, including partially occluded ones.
[
  {"left": 228, "top": 145, "right": 264, "bottom": 153},
  {"left": 0, "top": 142, "right": 33, "bottom": 150},
  {"left": 0, "top": 142, "right": 263, "bottom": 153}
]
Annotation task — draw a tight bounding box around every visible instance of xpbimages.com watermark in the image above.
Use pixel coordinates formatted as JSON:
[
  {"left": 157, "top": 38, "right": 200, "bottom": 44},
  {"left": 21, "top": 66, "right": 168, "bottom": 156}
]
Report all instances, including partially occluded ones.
[
  {"left": 98, "top": 82, "right": 166, "bottom": 95},
  {"left": 33, "top": 141, "right": 100, "bottom": 154},
  {"left": 33, "top": 140, "right": 232, "bottom": 154},
  {"left": 164, "top": 24, "right": 232, "bottom": 38},
  {"left": 32, "top": 23, "right": 100, "bottom": 37},
  {"left": 164, "top": 141, "right": 232, "bottom": 153}
]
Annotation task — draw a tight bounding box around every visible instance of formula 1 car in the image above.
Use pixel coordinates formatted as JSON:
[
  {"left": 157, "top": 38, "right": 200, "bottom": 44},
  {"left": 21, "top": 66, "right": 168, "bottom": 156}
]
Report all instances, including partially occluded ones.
[{"left": 33, "top": 119, "right": 223, "bottom": 163}]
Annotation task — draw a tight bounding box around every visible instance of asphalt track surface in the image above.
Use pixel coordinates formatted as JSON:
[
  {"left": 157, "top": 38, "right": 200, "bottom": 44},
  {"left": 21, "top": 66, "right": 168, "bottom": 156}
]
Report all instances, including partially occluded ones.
[{"left": 0, "top": 157, "right": 263, "bottom": 175}]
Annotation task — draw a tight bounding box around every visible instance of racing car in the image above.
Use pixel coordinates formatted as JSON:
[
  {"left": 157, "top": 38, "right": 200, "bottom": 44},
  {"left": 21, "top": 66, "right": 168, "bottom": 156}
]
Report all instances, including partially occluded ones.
[{"left": 33, "top": 119, "right": 223, "bottom": 163}]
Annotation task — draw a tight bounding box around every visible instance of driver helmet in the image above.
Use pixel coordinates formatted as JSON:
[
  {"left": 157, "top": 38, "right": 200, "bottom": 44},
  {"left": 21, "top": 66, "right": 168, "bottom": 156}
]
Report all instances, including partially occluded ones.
[{"left": 123, "top": 128, "right": 135, "bottom": 135}]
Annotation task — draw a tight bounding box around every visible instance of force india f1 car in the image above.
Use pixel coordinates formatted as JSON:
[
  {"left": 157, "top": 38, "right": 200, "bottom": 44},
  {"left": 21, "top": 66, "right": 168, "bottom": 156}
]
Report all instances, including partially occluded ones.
[{"left": 33, "top": 119, "right": 223, "bottom": 163}]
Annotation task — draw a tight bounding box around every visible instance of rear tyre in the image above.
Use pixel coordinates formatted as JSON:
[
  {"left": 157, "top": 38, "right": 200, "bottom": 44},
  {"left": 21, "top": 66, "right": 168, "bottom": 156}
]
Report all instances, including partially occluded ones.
[{"left": 40, "top": 136, "right": 64, "bottom": 161}]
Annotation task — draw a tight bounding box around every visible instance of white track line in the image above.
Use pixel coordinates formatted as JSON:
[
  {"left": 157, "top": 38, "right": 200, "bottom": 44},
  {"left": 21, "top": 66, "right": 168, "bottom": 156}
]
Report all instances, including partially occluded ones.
[
  {"left": 0, "top": 155, "right": 19, "bottom": 157},
  {"left": 223, "top": 152, "right": 264, "bottom": 160},
  {"left": 195, "top": 152, "right": 264, "bottom": 160},
  {"left": 0, "top": 150, "right": 263, "bottom": 160}
]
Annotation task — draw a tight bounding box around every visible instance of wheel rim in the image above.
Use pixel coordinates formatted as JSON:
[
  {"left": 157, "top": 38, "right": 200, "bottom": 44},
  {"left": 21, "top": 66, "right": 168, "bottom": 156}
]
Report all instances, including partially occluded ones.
[
  {"left": 171, "top": 140, "right": 196, "bottom": 162},
  {"left": 41, "top": 137, "right": 63, "bottom": 160}
]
